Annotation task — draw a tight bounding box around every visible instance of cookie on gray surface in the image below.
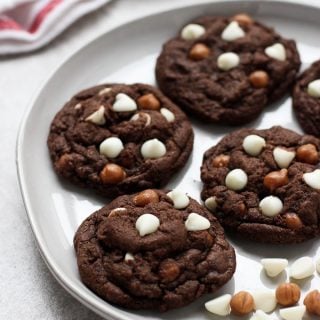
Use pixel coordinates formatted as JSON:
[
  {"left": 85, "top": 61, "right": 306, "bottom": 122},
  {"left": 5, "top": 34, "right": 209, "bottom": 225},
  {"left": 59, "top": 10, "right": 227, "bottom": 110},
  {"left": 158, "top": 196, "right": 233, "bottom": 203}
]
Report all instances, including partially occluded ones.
[
  {"left": 156, "top": 14, "right": 301, "bottom": 125},
  {"left": 293, "top": 60, "right": 320, "bottom": 136},
  {"left": 74, "top": 189, "right": 236, "bottom": 311},
  {"left": 201, "top": 126, "right": 320, "bottom": 244},
  {"left": 47, "top": 83, "right": 193, "bottom": 197}
]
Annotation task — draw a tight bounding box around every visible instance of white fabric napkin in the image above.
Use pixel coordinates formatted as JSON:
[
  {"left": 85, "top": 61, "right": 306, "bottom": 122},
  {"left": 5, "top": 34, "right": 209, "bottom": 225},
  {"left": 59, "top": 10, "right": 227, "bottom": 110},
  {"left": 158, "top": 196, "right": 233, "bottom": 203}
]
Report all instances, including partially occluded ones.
[{"left": 0, "top": 0, "right": 111, "bottom": 55}]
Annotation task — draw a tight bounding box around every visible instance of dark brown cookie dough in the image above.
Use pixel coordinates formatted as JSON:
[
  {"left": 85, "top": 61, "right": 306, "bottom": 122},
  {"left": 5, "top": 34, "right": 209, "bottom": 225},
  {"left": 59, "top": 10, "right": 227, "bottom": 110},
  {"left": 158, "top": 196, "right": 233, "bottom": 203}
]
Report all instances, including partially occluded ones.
[
  {"left": 74, "top": 189, "right": 236, "bottom": 311},
  {"left": 201, "top": 126, "right": 320, "bottom": 244},
  {"left": 156, "top": 14, "right": 301, "bottom": 125},
  {"left": 47, "top": 83, "right": 194, "bottom": 197},
  {"left": 293, "top": 60, "right": 320, "bottom": 136}
]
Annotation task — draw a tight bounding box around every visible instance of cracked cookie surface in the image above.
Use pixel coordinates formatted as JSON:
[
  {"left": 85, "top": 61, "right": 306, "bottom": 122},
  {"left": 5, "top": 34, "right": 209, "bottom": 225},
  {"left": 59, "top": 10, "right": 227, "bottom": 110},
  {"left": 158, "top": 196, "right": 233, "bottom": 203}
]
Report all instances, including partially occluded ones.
[
  {"left": 156, "top": 15, "right": 300, "bottom": 125},
  {"left": 201, "top": 126, "right": 320, "bottom": 244},
  {"left": 47, "top": 83, "right": 194, "bottom": 197},
  {"left": 74, "top": 189, "right": 236, "bottom": 311}
]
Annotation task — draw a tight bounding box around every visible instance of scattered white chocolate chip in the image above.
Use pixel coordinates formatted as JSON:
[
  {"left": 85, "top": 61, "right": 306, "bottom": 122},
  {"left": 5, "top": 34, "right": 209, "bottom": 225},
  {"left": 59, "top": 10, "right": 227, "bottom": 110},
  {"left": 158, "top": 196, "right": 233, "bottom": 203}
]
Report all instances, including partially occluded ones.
[
  {"left": 261, "top": 258, "right": 288, "bottom": 277},
  {"left": 141, "top": 138, "right": 166, "bottom": 159},
  {"left": 98, "top": 87, "right": 112, "bottom": 95},
  {"left": 181, "top": 23, "right": 205, "bottom": 40},
  {"left": 250, "top": 310, "right": 271, "bottom": 320},
  {"left": 243, "top": 135, "right": 266, "bottom": 156},
  {"left": 316, "top": 256, "right": 320, "bottom": 274},
  {"left": 303, "top": 169, "right": 320, "bottom": 189},
  {"left": 273, "top": 147, "right": 295, "bottom": 168},
  {"left": 221, "top": 21, "right": 245, "bottom": 41},
  {"left": 205, "top": 196, "right": 217, "bottom": 212},
  {"left": 259, "top": 196, "right": 283, "bottom": 217},
  {"left": 85, "top": 106, "right": 106, "bottom": 125},
  {"left": 251, "top": 289, "right": 277, "bottom": 313},
  {"left": 217, "top": 52, "right": 240, "bottom": 71},
  {"left": 307, "top": 79, "right": 320, "bottom": 98},
  {"left": 99, "top": 137, "right": 124, "bottom": 158},
  {"left": 160, "top": 108, "right": 175, "bottom": 122},
  {"left": 135, "top": 213, "right": 160, "bottom": 237},
  {"left": 112, "top": 93, "right": 137, "bottom": 112},
  {"left": 225, "top": 168, "right": 248, "bottom": 191},
  {"left": 185, "top": 213, "right": 210, "bottom": 231},
  {"left": 124, "top": 252, "right": 134, "bottom": 262},
  {"left": 279, "top": 305, "right": 306, "bottom": 320},
  {"left": 290, "top": 256, "right": 315, "bottom": 279},
  {"left": 167, "top": 189, "right": 190, "bottom": 209},
  {"left": 265, "top": 43, "right": 286, "bottom": 61},
  {"left": 74, "top": 103, "right": 82, "bottom": 110},
  {"left": 204, "top": 294, "right": 232, "bottom": 316},
  {"left": 130, "top": 112, "right": 151, "bottom": 127}
]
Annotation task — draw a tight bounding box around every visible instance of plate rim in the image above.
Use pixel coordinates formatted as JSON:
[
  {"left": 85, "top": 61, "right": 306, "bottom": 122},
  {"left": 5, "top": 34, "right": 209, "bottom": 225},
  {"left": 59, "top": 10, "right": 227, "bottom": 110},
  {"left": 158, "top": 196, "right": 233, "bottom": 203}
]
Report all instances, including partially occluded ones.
[{"left": 16, "top": 0, "right": 320, "bottom": 319}]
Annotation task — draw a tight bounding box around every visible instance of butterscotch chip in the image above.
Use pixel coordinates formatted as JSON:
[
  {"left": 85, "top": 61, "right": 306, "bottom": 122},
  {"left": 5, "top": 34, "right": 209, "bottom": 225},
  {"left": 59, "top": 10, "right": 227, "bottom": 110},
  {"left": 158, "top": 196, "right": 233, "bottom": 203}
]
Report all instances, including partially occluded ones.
[
  {"left": 230, "top": 291, "right": 254, "bottom": 315},
  {"left": 212, "top": 154, "right": 230, "bottom": 167},
  {"left": 137, "top": 93, "right": 161, "bottom": 110},
  {"left": 47, "top": 83, "right": 193, "bottom": 197},
  {"left": 100, "top": 163, "right": 126, "bottom": 184},
  {"left": 133, "top": 189, "right": 160, "bottom": 206},
  {"left": 285, "top": 213, "right": 303, "bottom": 230},
  {"left": 232, "top": 13, "right": 254, "bottom": 26},
  {"left": 296, "top": 144, "right": 319, "bottom": 164},
  {"left": 304, "top": 290, "right": 320, "bottom": 315},
  {"left": 189, "top": 43, "right": 210, "bottom": 60},
  {"left": 276, "top": 283, "right": 300, "bottom": 307},
  {"left": 74, "top": 190, "right": 236, "bottom": 311},
  {"left": 249, "top": 70, "right": 269, "bottom": 88}
]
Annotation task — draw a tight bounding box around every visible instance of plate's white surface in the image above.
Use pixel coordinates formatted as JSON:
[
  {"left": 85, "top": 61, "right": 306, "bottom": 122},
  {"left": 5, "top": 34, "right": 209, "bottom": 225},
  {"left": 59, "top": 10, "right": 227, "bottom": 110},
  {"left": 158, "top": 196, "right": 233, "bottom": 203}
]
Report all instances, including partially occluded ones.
[{"left": 17, "top": 1, "right": 320, "bottom": 319}]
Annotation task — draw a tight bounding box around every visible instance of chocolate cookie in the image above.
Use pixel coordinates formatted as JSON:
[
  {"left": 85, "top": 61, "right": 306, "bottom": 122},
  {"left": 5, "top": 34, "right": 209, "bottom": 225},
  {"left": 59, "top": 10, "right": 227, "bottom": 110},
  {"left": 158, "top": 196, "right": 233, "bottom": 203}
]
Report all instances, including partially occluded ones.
[
  {"left": 74, "top": 189, "right": 236, "bottom": 311},
  {"left": 201, "top": 126, "right": 320, "bottom": 244},
  {"left": 47, "top": 83, "right": 194, "bottom": 197},
  {"left": 156, "top": 14, "right": 301, "bottom": 125},
  {"left": 293, "top": 60, "right": 320, "bottom": 136}
]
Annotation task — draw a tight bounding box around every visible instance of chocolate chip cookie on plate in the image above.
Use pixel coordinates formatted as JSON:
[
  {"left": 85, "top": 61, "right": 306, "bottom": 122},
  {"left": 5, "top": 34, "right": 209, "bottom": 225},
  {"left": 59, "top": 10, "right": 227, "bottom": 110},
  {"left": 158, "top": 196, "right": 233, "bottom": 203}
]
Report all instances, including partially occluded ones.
[
  {"left": 201, "top": 126, "right": 320, "bottom": 244},
  {"left": 74, "top": 189, "right": 236, "bottom": 311},
  {"left": 47, "top": 83, "right": 194, "bottom": 197}
]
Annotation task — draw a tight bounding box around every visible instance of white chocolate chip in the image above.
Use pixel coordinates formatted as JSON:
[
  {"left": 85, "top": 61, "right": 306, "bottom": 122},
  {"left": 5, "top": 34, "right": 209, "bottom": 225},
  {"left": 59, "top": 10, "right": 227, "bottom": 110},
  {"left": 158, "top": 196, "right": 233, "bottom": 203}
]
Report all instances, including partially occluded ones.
[
  {"left": 273, "top": 147, "right": 295, "bottom": 168},
  {"left": 135, "top": 213, "right": 160, "bottom": 237},
  {"left": 303, "top": 169, "right": 320, "bottom": 189},
  {"left": 261, "top": 258, "right": 288, "bottom": 277},
  {"left": 205, "top": 294, "right": 232, "bottom": 316},
  {"left": 279, "top": 305, "right": 306, "bottom": 320},
  {"left": 74, "top": 103, "right": 82, "bottom": 110},
  {"left": 243, "top": 135, "right": 266, "bottom": 156},
  {"left": 141, "top": 138, "right": 166, "bottom": 159},
  {"left": 124, "top": 252, "right": 134, "bottom": 262},
  {"left": 205, "top": 196, "right": 217, "bottom": 212},
  {"left": 160, "top": 108, "right": 175, "bottom": 122},
  {"left": 112, "top": 93, "right": 137, "bottom": 112},
  {"left": 259, "top": 196, "right": 283, "bottom": 217},
  {"left": 98, "top": 87, "right": 112, "bottom": 95},
  {"left": 250, "top": 310, "right": 271, "bottom": 320},
  {"left": 181, "top": 23, "right": 205, "bottom": 40},
  {"left": 130, "top": 112, "right": 151, "bottom": 127},
  {"left": 167, "top": 189, "right": 190, "bottom": 209},
  {"left": 265, "top": 43, "right": 286, "bottom": 61},
  {"left": 225, "top": 168, "right": 248, "bottom": 191},
  {"left": 290, "top": 256, "right": 315, "bottom": 279},
  {"left": 221, "top": 21, "right": 245, "bottom": 41},
  {"left": 251, "top": 289, "right": 277, "bottom": 313},
  {"left": 316, "top": 256, "right": 320, "bottom": 274},
  {"left": 109, "top": 207, "right": 127, "bottom": 217},
  {"left": 99, "top": 137, "right": 124, "bottom": 158},
  {"left": 85, "top": 106, "right": 106, "bottom": 125},
  {"left": 217, "top": 52, "right": 240, "bottom": 71},
  {"left": 307, "top": 79, "right": 320, "bottom": 98},
  {"left": 185, "top": 213, "right": 210, "bottom": 231}
]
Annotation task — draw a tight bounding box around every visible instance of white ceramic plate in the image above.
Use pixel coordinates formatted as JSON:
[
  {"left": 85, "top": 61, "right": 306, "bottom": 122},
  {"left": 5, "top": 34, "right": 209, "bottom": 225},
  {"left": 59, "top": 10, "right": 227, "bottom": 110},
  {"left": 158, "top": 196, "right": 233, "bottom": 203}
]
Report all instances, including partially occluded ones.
[{"left": 17, "top": 1, "right": 320, "bottom": 319}]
